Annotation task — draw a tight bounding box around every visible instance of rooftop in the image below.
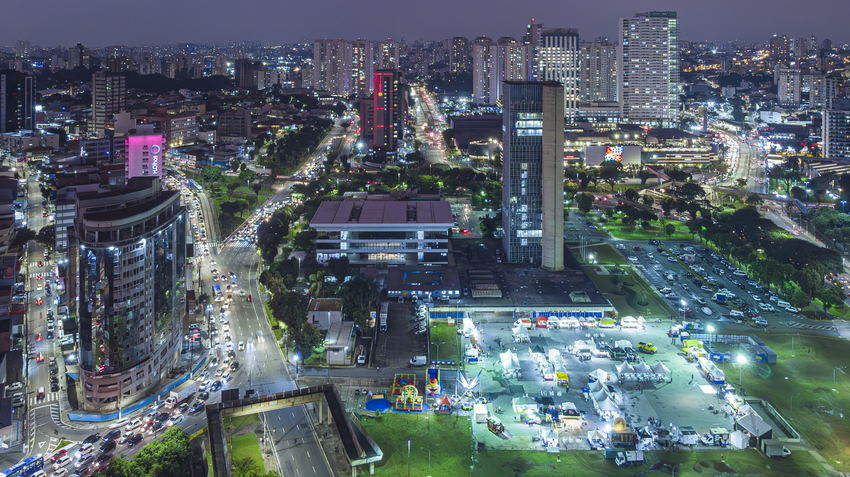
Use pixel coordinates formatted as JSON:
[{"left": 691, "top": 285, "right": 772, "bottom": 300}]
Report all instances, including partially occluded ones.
[
  {"left": 325, "top": 321, "right": 355, "bottom": 350},
  {"left": 308, "top": 298, "right": 342, "bottom": 313},
  {"left": 311, "top": 200, "right": 452, "bottom": 228}
]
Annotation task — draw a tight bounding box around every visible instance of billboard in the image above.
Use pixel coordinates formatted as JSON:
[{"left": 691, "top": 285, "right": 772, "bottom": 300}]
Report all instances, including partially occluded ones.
[
  {"left": 584, "top": 145, "right": 642, "bottom": 167},
  {"left": 125, "top": 134, "right": 166, "bottom": 181}
]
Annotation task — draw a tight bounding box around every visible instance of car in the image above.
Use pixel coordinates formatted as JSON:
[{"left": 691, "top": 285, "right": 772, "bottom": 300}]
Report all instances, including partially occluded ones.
[
  {"left": 127, "top": 433, "right": 144, "bottom": 446},
  {"left": 99, "top": 440, "right": 116, "bottom": 454},
  {"left": 167, "top": 414, "right": 184, "bottom": 427},
  {"left": 239, "top": 290, "right": 246, "bottom": 297},
  {"left": 209, "top": 380, "right": 222, "bottom": 392},
  {"left": 230, "top": 361, "right": 240, "bottom": 371},
  {"left": 51, "top": 382, "right": 60, "bottom": 392},
  {"left": 758, "top": 302, "right": 775, "bottom": 312},
  {"left": 53, "top": 456, "right": 72, "bottom": 470},
  {"left": 50, "top": 449, "right": 68, "bottom": 463},
  {"left": 238, "top": 341, "right": 245, "bottom": 351},
  {"left": 190, "top": 401, "right": 206, "bottom": 413},
  {"left": 102, "top": 429, "right": 121, "bottom": 442},
  {"left": 118, "top": 431, "right": 135, "bottom": 444},
  {"left": 221, "top": 275, "right": 227, "bottom": 281},
  {"left": 667, "top": 257, "right": 677, "bottom": 262},
  {"left": 222, "top": 372, "right": 231, "bottom": 382},
  {"left": 147, "top": 421, "right": 165, "bottom": 436},
  {"left": 785, "top": 306, "right": 799, "bottom": 314},
  {"left": 198, "top": 391, "right": 210, "bottom": 401},
  {"left": 125, "top": 418, "right": 142, "bottom": 431},
  {"left": 6, "top": 382, "right": 23, "bottom": 392},
  {"left": 36, "top": 386, "right": 45, "bottom": 399},
  {"left": 53, "top": 468, "right": 69, "bottom": 477},
  {"left": 177, "top": 403, "right": 189, "bottom": 414},
  {"left": 83, "top": 433, "right": 101, "bottom": 445},
  {"left": 210, "top": 357, "right": 219, "bottom": 367},
  {"left": 247, "top": 294, "right": 252, "bottom": 302},
  {"left": 76, "top": 454, "right": 95, "bottom": 468}
]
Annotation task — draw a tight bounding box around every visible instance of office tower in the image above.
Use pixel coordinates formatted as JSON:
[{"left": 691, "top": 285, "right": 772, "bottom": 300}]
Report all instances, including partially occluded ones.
[
  {"left": 300, "top": 62, "right": 314, "bottom": 89},
  {"left": 580, "top": 39, "right": 618, "bottom": 102},
  {"left": 0, "top": 70, "right": 35, "bottom": 133},
  {"left": 351, "top": 39, "right": 374, "bottom": 98},
  {"left": 217, "top": 109, "right": 252, "bottom": 140},
  {"left": 538, "top": 29, "right": 580, "bottom": 122},
  {"left": 806, "top": 72, "right": 827, "bottom": 108},
  {"left": 501, "top": 81, "right": 564, "bottom": 270},
  {"left": 71, "top": 177, "right": 187, "bottom": 410},
  {"left": 489, "top": 38, "right": 527, "bottom": 106},
  {"left": 378, "top": 39, "right": 400, "bottom": 69},
  {"left": 234, "top": 58, "right": 264, "bottom": 88},
  {"left": 775, "top": 66, "right": 802, "bottom": 106},
  {"left": 68, "top": 42, "right": 90, "bottom": 69},
  {"left": 523, "top": 22, "right": 544, "bottom": 46},
  {"left": 449, "top": 37, "right": 470, "bottom": 73},
  {"left": 808, "top": 35, "right": 819, "bottom": 55},
  {"left": 15, "top": 40, "right": 31, "bottom": 58},
  {"left": 373, "top": 70, "right": 407, "bottom": 160},
  {"left": 619, "top": 11, "right": 680, "bottom": 125},
  {"left": 823, "top": 102, "right": 850, "bottom": 158},
  {"left": 826, "top": 75, "right": 847, "bottom": 109},
  {"left": 125, "top": 127, "right": 166, "bottom": 180},
  {"left": 91, "top": 71, "right": 127, "bottom": 137},
  {"left": 313, "top": 39, "right": 352, "bottom": 96},
  {"left": 471, "top": 37, "right": 493, "bottom": 104},
  {"left": 791, "top": 37, "right": 809, "bottom": 59},
  {"left": 769, "top": 35, "right": 791, "bottom": 61}
]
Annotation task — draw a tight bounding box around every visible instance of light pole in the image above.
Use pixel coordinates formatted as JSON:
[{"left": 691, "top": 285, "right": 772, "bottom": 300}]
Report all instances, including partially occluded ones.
[
  {"left": 293, "top": 354, "right": 299, "bottom": 381},
  {"left": 737, "top": 355, "right": 747, "bottom": 386},
  {"left": 680, "top": 300, "right": 687, "bottom": 321},
  {"left": 407, "top": 438, "right": 412, "bottom": 477},
  {"left": 432, "top": 341, "right": 445, "bottom": 361},
  {"left": 842, "top": 201, "right": 847, "bottom": 213}
]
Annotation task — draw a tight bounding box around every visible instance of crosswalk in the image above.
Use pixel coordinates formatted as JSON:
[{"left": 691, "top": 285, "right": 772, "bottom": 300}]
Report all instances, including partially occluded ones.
[
  {"left": 50, "top": 404, "right": 74, "bottom": 430},
  {"left": 783, "top": 321, "right": 836, "bottom": 331},
  {"left": 30, "top": 392, "right": 62, "bottom": 407},
  {"left": 223, "top": 241, "right": 257, "bottom": 251}
]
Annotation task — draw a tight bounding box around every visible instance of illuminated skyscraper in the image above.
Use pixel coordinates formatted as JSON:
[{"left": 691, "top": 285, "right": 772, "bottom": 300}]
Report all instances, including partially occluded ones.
[{"left": 351, "top": 39, "right": 374, "bottom": 98}]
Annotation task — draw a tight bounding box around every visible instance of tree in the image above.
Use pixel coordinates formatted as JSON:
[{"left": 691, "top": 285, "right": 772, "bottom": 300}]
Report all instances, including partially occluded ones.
[
  {"left": 251, "top": 182, "right": 263, "bottom": 197},
  {"left": 624, "top": 188, "right": 638, "bottom": 201},
  {"left": 292, "top": 229, "right": 317, "bottom": 251},
  {"left": 642, "top": 194, "right": 655, "bottom": 207},
  {"left": 11, "top": 227, "right": 36, "bottom": 247},
  {"left": 664, "top": 223, "right": 676, "bottom": 239},
  {"left": 638, "top": 169, "right": 653, "bottom": 186},
  {"left": 226, "top": 180, "right": 241, "bottom": 195},
  {"left": 104, "top": 427, "right": 192, "bottom": 477},
  {"left": 36, "top": 225, "right": 55, "bottom": 248},
  {"left": 575, "top": 193, "right": 594, "bottom": 214},
  {"left": 745, "top": 194, "right": 764, "bottom": 207},
  {"left": 815, "top": 285, "right": 845, "bottom": 313},
  {"left": 238, "top": 169, "right": 256, "bottom": 183},
  {"left": 308, "top": 271, "right": 327, "bottom": 297},
  {"left": 736, "top": 178, "right": 747, "bottom": 188},
  {"left": 202, "top": 166, "right": 222, "bottom": 184},
  {"left": 789, "top": 290, "right": 811, "bottom": 310},
  {"left": 326, "top": 257, "right": 352, "bottom": 284},
  {"left": 795, "top": 265, "right": 823, "bottom": 297},
  {"left": 230, "top": 159, "right": 241, "bottom": 172}
]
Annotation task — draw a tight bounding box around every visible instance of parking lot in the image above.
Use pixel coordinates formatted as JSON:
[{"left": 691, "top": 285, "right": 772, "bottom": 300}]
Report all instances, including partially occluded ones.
[
  {"left": 618, "top": 240, "right": 837, "bottom": 334},
  {"left": 372, "top": 301, "right": 429, "bottom": 368}
]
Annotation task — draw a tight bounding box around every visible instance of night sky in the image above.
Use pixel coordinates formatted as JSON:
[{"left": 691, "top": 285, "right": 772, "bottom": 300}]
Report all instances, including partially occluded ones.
[{"left": 3, "top": 0, "right": 847, "bottom": 47}]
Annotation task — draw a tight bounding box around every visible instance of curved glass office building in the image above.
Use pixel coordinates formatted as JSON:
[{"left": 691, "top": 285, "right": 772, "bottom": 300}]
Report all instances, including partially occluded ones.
[{"left": 74, "top": 184, "right": 186, "bottom": 410}]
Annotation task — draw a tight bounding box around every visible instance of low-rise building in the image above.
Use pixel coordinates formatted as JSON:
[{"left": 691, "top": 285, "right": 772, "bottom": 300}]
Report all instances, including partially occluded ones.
[
  {"left": 324, "top": 321, "right": 355, "bottom": 365},
  {"left": 307, "top": 298, "right": 343, "bottom": 330}
]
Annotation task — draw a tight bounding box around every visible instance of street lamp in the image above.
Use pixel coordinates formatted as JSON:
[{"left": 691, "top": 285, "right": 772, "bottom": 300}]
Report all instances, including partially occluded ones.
[
  {"left": 293, "top": 354, "right": 300, "bottom": 379},
  {"left": 842, "top": 200, "right": 847, "bottom": 213},
  {"left": 680, "top": 300, "right": 687, "bottom": 321},
  {"left": 432, "top": 341, "right": 446, "bottom": 361},
  {"left": 736, "top": 355, "right": 747, "bottom": 385}
]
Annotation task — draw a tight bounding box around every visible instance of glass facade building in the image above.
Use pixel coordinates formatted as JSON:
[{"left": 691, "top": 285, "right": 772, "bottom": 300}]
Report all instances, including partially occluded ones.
[
  {"left": 75, "top": 189, "right": 186, "bottom": 409},
  {"left": 501, "top": 82, "right": 564, "bottom": 270}
]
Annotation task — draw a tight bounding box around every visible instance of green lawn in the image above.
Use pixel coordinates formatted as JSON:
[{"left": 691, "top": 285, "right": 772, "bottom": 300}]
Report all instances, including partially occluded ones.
[
  {"left": 595, "top": 217, "right": 695, "bottom": 241},
  {"left": 229, "top": 433, "right": 262, "bottom": 470},
  {"left": 224, "top": 414, "right": 261, "bottom": 430},
  {"left": 582, "top": 264, "right": 673, "bottom": 318},
  {"left": 732, "top": 334, "right": 850, "bottom": 473},
  {"left": 429, "top": 323, "right": 461, "bottom": 363},
  {"left": 361, "top": 413, "right": 829, "bottom": 476}
]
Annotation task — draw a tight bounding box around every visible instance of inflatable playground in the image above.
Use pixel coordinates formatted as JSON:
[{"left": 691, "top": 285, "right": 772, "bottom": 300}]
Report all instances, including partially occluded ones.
[
  {"left": 425, "top": 367, "right": 442, "bottom": 396},
  {"left": 362, "top": 373, "right": 428, "bottom": 413}
]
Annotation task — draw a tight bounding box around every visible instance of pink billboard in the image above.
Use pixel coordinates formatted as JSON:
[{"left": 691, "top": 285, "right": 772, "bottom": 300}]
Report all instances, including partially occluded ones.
[{"left": 125, "top": 134, "right": 166, "bottom": 181}]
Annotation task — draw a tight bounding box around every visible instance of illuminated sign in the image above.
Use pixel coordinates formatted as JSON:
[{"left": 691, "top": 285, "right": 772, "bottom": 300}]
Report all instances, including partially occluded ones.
[
  {"left": 605, "top": 145, "right": 624, "bottom": 162},
  {"left": 150, "top": 144, "right": 161, "bottom": 176}
]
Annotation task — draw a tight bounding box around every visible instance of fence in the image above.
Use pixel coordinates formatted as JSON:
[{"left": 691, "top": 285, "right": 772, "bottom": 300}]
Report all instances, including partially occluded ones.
[{"left": 69, "top": 371, "right": 194, "bottom": 422}]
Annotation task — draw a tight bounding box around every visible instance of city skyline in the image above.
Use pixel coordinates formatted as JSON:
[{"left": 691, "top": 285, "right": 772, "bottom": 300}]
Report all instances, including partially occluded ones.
[{"left": 1, "top": 0, "right": 848, "bottom": 47}]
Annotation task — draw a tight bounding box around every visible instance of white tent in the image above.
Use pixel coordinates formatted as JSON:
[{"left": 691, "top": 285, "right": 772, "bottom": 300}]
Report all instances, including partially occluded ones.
[
  {"left": 633, "top": 363, "right": 652, "bottom": 374},
  {"left": 615, "top": 339, "right": 633, "bottom": 349},
  {"left": 593, "top": 390, "right": 610, "bottom": 402},
  {"left": 650, "top": 361, "right": 670, "bottom": 374},
  {"left": 730, "top": 430, "right": 748, "bottom": 449},
  {"left": 574, "top": 340, "right": 590, "bottom": 350},
  {"left": 500, "top": 350, "right": 520, "bottom": 370},
  {"left": 588, "top": 381, "right": 605, "bottom": 393},
  {"left": 589, "top": 368, "right": 609, "bottom": 382},
  {"left": 598, "top": 398, "right": 619, "bottom": 412},
  {"left": 563, "top": 318, "right": 580, "bottom": 328},
  {"left": 620, "top": 316, "right": 638, "bottom": 327},
  {"left": 616, "top": 362, "right": 635, "bottom": 375}
]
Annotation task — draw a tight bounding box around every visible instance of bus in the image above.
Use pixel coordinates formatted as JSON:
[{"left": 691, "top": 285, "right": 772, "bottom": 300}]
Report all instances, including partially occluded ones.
[
  {"left": 212, "top": 284, "right": 223, "bottom": 301},
  {"left": 379, "top": 302, "right": 388, "bottom": 332},
  {"left": 0, "top": 454, "right": 44, "bottom": 477}
]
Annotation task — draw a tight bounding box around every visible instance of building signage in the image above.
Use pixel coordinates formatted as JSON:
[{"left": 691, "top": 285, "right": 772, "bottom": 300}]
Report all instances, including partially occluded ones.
[{"left": 150, "top": 144, "right": 160, "bottom": 176}]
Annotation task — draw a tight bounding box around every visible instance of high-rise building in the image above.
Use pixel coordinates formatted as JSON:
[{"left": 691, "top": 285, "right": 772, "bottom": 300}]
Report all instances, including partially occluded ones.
[
  {"left": 823, "top": 101, "right": 850, "bottom": 158},
  {"left": 15, "top": 40, "right": 31, "bottom": 58},
  {"left": 826, "top": 75, "right": 847, "bottom": 109},
  {"left": 351, "top": 39, "right": 374, "bottom": 98},
  {"left": 791, "top": 37, "right": 809, "bottom": 59},
  {"left": 580, "top": 39, "right": 618, "bottom": 102},
  {"left": 489, "top": 38, "right": 527, "bottom": 106},
  {"left": 372, "top": 70, "right": 407, "bottom": 161},
  {"left": 378, "top": 39, "right": 400, "bottom": 70},
  {"left": 619, "top": 11, "right": 680, "bottom": 125},
  {"left": 0, "top": 70, "right": 35, "bottom": 133},
  {"left": 775, "top": 66, "right": 802, "bottom": 106},
  {"left": 805, "top": 71, "right": 827, "bottom": 108},
  {"left": 769, "top": 35, "right": 791, "bottom": 60},
  {"left": 69, "top": 177, "right": 187, "bottom": 410},
  {"left": 68, "top": 42, "right": 90, "bottom": 70},
  {"left": 91, "top": 71, "right": 127, "bottom": 137},
  {"left": 538, "top": 29, "right": 580, "bottom": 122},
  {"left": 523, "top": 22, "right": 544, "bottom": 46},
  {"left": 125, "top": 127, "right": 166, "bottom": 181},
  {"left": 449, "top": 37, "right": 470, "bottom": 73},
  {"left": 501, "top": 81, "right": 564, "bottom": 270},
  {"left": 471, "top": 37, "right": 493, "bottom": 105},
  {"left": 234, "top": 59, "right": 265, "bottom": 88},
  {"left": 217, "top": 109, "right": 252, "bottom": 140},
  {"left": 313, "top": 39, "right": 352, "bottom": 96}
]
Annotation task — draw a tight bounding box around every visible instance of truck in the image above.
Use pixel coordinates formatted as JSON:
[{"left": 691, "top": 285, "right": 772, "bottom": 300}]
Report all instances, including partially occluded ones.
[
  {"left": 678, "top": 426, "right": 699, "bottom": 446},
  {"left": 167, "top": 380, "right": 197, "bottom": 407},
  {"left": 637, "top": 342, "right": 657, "bottom": 354},
  {"left": 615, "top": 451, "right": 645, "bottom": 467},
  {"left": 712, "top": 293, "right": 727, "bottom": 304},
  {"left": 761, "top": 439, "right": 791, "bottom": 458},
  {"left": 409, "top": 355, "right": 428, "bottom": 367}
]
